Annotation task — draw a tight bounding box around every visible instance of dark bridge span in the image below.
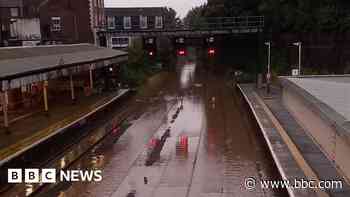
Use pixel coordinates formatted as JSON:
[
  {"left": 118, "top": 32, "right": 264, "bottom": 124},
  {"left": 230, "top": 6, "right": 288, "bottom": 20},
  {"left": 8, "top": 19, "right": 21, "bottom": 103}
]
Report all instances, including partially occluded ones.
[{"left": 98, "top": 16, "right": 264, "bottom": 47}]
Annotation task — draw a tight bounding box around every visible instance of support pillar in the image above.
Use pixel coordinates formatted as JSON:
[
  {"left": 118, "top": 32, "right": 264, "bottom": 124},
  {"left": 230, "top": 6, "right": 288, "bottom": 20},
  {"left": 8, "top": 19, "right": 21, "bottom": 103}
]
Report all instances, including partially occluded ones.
[
  {"left": 70, "top": 74, "right": 76, "bottom": 103},
  {"left": 43, "top": 80, "right": 49, "bottom": 115},
  {"left": 1, "top": 91, "right": 9, "bottom": 133}
]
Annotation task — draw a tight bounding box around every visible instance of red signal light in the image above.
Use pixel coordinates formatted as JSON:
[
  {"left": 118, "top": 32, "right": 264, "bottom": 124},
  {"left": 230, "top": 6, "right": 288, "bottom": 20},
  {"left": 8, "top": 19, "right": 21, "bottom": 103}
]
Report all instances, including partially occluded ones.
[
  {"left": 178, "top": 49, "right": 186, "bottom": 56},
  {"left": 149, "top": 51, "right": 154, "bottom": 56},
  {"left": 208, "top": 48, "right": 216, "bottom": 55}
]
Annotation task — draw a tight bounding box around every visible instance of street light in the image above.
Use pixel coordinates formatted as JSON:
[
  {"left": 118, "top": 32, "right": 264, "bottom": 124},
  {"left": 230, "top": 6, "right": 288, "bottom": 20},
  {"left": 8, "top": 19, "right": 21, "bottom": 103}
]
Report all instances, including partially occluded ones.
[
  {"left": 265, "top": 42, "right": 271, "bottom": 94},
  {"left": 293, "top": 42, "right": 302, "bottom": 75}
]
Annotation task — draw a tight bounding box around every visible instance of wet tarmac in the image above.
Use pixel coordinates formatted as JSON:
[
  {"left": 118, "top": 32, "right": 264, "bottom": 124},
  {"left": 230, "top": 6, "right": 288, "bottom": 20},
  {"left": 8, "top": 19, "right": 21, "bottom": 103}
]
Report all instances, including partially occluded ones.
[{"left": 30, "top": 62, "right": 286, "bottom": 197}]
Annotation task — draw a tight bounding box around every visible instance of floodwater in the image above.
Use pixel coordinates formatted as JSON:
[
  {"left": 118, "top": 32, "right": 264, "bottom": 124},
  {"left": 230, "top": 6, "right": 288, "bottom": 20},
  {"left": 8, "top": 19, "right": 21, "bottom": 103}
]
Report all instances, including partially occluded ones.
[{"left": 32, "top": 62, "right": 286, "bottom": 197}]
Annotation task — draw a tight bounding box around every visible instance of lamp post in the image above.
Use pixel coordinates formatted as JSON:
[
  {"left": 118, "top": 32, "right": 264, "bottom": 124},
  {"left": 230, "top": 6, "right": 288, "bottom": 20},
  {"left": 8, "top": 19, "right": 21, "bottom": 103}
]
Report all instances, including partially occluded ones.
[
  {"left": 293, "top": 42, "right": 302, "bottom": 75},
  {"left": 265, "top": 42, "right": 271, "bottom": 94}
]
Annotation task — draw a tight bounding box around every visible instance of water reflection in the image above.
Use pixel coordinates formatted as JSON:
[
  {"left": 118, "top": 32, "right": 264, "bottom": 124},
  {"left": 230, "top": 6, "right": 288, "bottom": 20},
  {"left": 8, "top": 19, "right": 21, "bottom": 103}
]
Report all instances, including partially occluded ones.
[
  {"left": 176, "top": 136, "right": 189, "bottom": 158},
  {"left": 180, "top": 63, "right": 196, "bottom": 89},
  {"left": 57, "top": 191, "right": 66, "bottom": 197},
  {"left": 22, "top": 62, "right": 285, "bottom": 197},
  {"left": 25, "top": 184, "right": 33, "bottom": 196},
  {"left": 60, "top": 157, "right": 66, "bottom": 169}
]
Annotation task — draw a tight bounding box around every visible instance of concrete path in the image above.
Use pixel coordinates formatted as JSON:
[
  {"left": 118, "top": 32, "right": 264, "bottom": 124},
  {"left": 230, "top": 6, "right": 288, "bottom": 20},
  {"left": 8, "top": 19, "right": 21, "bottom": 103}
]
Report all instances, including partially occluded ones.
[{"left": 288, "top": 77, "right": 350, "bottom": 120}]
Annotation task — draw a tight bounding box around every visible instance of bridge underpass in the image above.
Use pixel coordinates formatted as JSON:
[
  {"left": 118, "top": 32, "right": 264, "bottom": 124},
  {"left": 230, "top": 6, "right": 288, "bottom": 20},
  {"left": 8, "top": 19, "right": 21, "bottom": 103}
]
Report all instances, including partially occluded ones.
[
  {"left": 98, "top": 16, "right": 264, "bottom": 52},
  {"left": 137, "top": 33, "right": 265, "bottom": 80},
  {"left": 99, "top": 16, "right": 264, "bottom": 37}
]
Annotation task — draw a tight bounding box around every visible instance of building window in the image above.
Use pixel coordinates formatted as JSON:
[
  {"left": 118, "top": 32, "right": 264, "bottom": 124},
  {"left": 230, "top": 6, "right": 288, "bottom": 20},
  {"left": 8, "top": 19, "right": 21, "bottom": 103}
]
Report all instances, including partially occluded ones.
[
  {"left": 51, "top": 17, "right": 62, "bottom": 31},
  {"left": 107, "top": 16, "right": 115, "bottom": 29},
  {"left": 123, "top": 17, "right": 131, "bottom": 29},
  {"left": 155, "top": 16, "right": 163, "bottom": 29},
  {"left": 10, "top": 8, "right": 19, "bottom": 17},
  {"left": 140, "top": 16, "right": 147, "bottom": 29},
  {"left": 111, "top": 37, "right": 129, "bottom": 48}
]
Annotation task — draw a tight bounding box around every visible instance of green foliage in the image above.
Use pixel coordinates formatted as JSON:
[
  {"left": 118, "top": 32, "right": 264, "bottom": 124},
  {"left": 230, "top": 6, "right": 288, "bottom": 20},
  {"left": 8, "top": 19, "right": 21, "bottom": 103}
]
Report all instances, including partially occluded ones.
[
  {"left": 271, "top": 48, "right": 289, "bottom": 74},
  {"left": 120, "top": 37, "right": 176, "bottom": 87},
  {"left": 120, "top": 41, "right": 153, "bottom": 87},
  {"left": 184, "top": 5, "right": 208, "bottom": 28},
  {"left": 164, "top": 7, "right": 182, "bottom": 28},
  {"left": 260, "top": 0, "right": 350, "bottom": 33},
  {"left": 185, "top": 0, "right": 350, "bottom": 33},
  {"left": 183, "top": 0, "right": 350, "bottom": 75}
]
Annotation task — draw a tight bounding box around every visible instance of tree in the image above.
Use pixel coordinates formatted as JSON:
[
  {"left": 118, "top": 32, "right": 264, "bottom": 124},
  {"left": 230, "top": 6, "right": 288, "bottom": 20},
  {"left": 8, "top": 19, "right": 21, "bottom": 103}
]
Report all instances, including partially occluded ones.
[
  {"left": 164, "top": 7, "right": 182, "bottom": 29},
  {"left": 184, "top": 5, "right": 208, "bottom": 29},
  {"left": 186, "top": 0, "right": 350, "bottom": 33},
  {"left": 184, "top": 0, "right": 350, "bottom": 73}
]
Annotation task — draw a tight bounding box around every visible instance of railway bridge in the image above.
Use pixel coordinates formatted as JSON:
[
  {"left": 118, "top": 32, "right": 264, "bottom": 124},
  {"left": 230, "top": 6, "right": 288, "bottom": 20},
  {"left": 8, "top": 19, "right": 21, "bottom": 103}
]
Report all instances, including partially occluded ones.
[{"left": 97, "top": 16, "right": 265, "bottom": 52}]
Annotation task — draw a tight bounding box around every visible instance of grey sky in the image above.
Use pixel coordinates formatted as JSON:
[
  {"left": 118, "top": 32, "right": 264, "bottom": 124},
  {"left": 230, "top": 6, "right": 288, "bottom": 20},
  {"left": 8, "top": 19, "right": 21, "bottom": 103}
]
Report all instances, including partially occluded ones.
[{"left": 105, "top": 0, "right": 207, "bottom": 18}]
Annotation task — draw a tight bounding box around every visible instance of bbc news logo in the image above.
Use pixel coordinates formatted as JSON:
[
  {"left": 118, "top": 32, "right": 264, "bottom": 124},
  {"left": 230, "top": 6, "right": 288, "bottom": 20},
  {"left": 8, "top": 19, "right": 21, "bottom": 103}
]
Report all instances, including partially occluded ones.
[{"left": 8, "top": 169, "right": 102, "bottom": 183}]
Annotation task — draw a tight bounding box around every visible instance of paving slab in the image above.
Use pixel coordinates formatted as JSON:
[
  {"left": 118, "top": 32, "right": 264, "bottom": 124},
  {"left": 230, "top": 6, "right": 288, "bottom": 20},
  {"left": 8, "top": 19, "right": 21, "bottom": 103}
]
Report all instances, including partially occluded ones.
[{"left": 287, "top": 77, "right": 350, "bottom": 121}]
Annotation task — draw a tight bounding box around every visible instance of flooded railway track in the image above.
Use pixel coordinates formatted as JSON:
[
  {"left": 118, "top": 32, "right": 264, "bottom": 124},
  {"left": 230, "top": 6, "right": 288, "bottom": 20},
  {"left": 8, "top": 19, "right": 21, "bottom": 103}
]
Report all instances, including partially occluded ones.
[{"left": 0, "top": 93, "right": 139, "bottom": 196}]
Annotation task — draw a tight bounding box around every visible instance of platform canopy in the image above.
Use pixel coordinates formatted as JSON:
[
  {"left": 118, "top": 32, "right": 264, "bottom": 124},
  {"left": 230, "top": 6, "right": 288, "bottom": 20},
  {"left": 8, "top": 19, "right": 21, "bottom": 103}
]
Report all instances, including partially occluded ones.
[{"left": 0, "top": 44, "right": 128, "bottom": 90}]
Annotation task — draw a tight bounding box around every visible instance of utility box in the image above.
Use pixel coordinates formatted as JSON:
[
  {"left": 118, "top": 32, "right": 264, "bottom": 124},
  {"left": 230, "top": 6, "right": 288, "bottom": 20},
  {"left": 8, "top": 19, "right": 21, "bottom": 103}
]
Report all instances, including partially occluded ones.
[{"left": 292, "top": 69, "right": 300, "bottom": 76}]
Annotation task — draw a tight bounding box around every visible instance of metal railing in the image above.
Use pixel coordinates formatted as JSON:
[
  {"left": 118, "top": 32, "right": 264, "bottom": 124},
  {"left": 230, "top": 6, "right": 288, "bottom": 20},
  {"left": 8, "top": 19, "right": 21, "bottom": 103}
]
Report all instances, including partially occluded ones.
[
  {"left": 187, "top": 16, "right": 264, "bottom": 30},
  {"left": 105, "top": 16, "right": 264, "bottom": 32}
]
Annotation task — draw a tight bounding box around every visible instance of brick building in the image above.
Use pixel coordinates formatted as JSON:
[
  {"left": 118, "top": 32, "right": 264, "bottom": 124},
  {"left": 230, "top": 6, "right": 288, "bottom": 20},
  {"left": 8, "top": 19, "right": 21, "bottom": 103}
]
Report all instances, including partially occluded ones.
[
  {"left": 105, "top": 7, "right": 166, "bottom": 48},
  {"left": 0, "top": 0, "right": 40, "bottom": 46},
  {"left": 105, "top": 7, "right": 166, "bottom": 31},
  {"left": 0, "top": 0, "right": 105, "bottom": 46},
  {"left": 39, "top": 0, "right": 105, "bottom": 44}
]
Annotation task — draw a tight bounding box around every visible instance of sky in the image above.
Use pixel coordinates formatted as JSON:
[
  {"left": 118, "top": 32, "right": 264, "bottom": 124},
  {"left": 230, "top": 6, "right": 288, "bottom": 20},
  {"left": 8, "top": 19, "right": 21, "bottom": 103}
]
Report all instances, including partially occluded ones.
[{"left": 104, "top": 0, "right": 207, "bottom": 18}]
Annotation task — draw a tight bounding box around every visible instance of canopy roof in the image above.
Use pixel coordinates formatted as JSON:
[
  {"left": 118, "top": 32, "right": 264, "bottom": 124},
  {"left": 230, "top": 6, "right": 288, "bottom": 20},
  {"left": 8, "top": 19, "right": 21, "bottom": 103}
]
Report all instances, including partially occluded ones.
[{"left": 0, "top": 44, "right": 128, "bottom": 81}]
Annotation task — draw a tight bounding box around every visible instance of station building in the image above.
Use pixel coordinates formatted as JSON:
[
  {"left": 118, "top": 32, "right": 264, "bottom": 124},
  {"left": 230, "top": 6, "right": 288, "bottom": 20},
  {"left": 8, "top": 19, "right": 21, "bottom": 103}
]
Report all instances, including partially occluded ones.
[{"left": 0, "top": 44, "right": 127, "bottom": 132}]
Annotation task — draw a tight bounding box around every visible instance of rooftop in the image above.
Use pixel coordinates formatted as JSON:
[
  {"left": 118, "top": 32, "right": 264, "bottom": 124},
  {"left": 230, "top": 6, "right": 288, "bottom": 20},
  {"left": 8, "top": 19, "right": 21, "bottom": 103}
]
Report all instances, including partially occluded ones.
[
  {"left": 0, "top": 0, "right": 23, "bottom": 8},
  {"left": 0, "top": 44, "right": 127, "bottom": 81},
  {"left": 105, "top": 7, "right": 167, "bottom": 17}
]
